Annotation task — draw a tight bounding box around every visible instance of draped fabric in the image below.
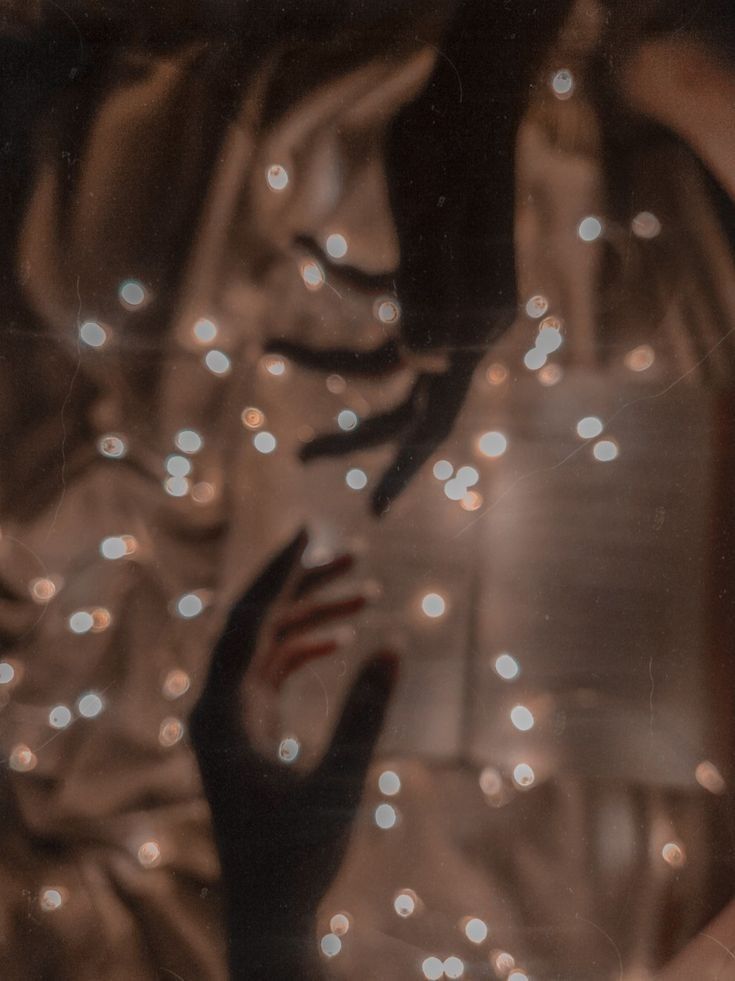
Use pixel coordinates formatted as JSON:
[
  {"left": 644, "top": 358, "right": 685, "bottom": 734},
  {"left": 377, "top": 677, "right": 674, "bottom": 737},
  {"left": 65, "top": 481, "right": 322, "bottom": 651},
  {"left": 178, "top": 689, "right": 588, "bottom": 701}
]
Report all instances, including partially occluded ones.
[{"left": 2, "top": 2, "right": 735, "bottom": 978}]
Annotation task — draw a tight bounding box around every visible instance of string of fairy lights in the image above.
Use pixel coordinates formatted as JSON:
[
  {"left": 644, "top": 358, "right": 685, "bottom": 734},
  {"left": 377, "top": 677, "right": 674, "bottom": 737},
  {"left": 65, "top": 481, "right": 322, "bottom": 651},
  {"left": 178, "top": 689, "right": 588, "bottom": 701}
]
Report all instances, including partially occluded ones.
[{"left": 0, "top": 59, "right": 728, "bottom": 980}]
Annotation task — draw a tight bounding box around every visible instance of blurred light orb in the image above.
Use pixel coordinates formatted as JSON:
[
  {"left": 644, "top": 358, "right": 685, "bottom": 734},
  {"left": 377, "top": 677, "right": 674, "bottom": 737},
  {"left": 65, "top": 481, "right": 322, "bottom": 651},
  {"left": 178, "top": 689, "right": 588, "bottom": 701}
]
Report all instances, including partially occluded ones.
[
  {"left": 695, "top": 760, "right": 726, "bottom": 795},
  {"left": 69, "top": 611, "right": 94, "bottom": 634},
  {"left": 375, "top": 298, "right": 400, "bottom": 324},
  {"left": 394, "top": 890, "right": 418, "bottom": 918},
  {"left": 538, "top": 363, "right": 563, "bottom": 386},
  {"left": 320, "top": 934, "right": 342, "bottom": 958},
  {"left": 422, "top": 957, "right": 444, "bottom": 980},
  {"left": 491, "top": 951, "right": 516, "bottom": 975},
  {"left": 192, "top": 481, "right": 216, "bottom": 504},
  {"left": 301, "top": 260, "right": 325, "bottom": 290},
  {"left": 204, "top": 350, "right": 231, "bottom": 375},
  {"left": 100, "top": 536, "right": 128, "bottom": 560},
  {"left": 176, "top": 593, "right": 204, "bottom": 619},
  {"left": 48, "top": 705, "right": 73, "bottom": 730},
  {"left": 77, "top": 692, "right": 104, "bottom": 718},
  {"left": 330, "top": 913, "right": 351, "bottom": 936},
  {"left": 494, "top": 653, "right": 520, "bottom": 680},
  {"left": 524, "top": 348, "right": 547, "bottom": 371},
  {"left": 91, "top": 608, "right": 111, "bottom": 632},
  {"left": 662, "top": 841, "right": 686, "bottom": 868},
  {"left": 625, "top": 344, "right": 655, "bottom": 372},
  {"left": 456, "top": 466, "right": 479, "bottom": 488},
  {"left": 80, "top": 320, "right": 107, "bottom": 348},
  {"left": 137, "top": 840, "right": 161, "bottom": 868},
  {"left": 241, "top": 407, "right": 265, "bottom": 430},
  {"left": 30, "top": 577, "right": 57, "bottom": 603},
  {"left": 486, "top": 362, "right": 509, "bottom": 386},
  {"left": 525, "top": 295, "right": 549, "bottom": 319},
  {"left": 119, "top": 279, "right": 146, "bottom": 307},
  {"left": 192, "top": 318, "right": 218, "bottom": 344},
  {"left": 159, "top": 717, "right": 185, "bottom": 748},
  {"left": 278, "top": 737, "right": 300, "bottom": 764},
  {"left": 461, "top": 490, "right": 483, "bottom": 512},
  {"left": 421, "top": 593, "right": 446, "bottom": 619},
  {"left": 433, "top": 460, "right": 454, "bottom": 481},
  {"left": 551, "top": 68, "right": 574, "bottom": 98},
  {"left": 444, "top": 478, "right": 467, "bottom": 501},
  {"left": 0, "top": 661, "right": 16, "bottom": 685},
  {"left": 264, "top": 355, "right": 286, "bottom": 376},
  {"left": 378, "top": 770, "right": 401, "bottom": 796},
  {"left": 464, "top": 918, "right": 489, "bottom": 944},
  {"left": 576, "top": 416, "right": 603, "bottom": 439},
  {"left": 162, "top": 669, "right": 191, "bottom": 700},
  {"left": 478, "top": 431, "right": 508, "bottom": 458},
  {"left": 444, "top": 956, "right": 465, "bottom": 978},
  {"left": 266, "top": 163, "right": 289, "bottom": 191},
  {"left": 536, "top": 325, "right": 563, "bottom": 354},
  {"left": 98, "top": 434, "right": 127, "bottom": 458},
  {"left": 512, "top": 763, "right": 536, "bottom": 789},
  {"left": 166, "top": 454, "right": 192, "bottom": 478},
  {"left": 326, "top": 233, "right": 348, "bottom": 259},
  {"left": 164, "top": 476, "right": 189, "bottom": 497},
  {"left": 175, "top": 429, "right": 203, "bottom": 454},
  {"left": 510, "top": 705, "right": 535, "bottom": 731},
  {"left": 10, "top": 744, "right": 37, "bottom": 772},
  {"left": 337, "top": 410, "right": 358, "bottom": 431},
  {"left": 326, "top": 373, "right": 347, "bottom": 393},
  {"left": 593, "top": 439, "right": 618, "bottom": 462},
  {"left": 479, "top": 767, "right": 504, "bottom": 798},
  {"left": 375, "top": 803, "right": 397, "bottom": 829},
  {"left": 578, "top": 216, "right": 603, "bottom": 242},
  {"left": 253, "top": 431, "right": 277, "bottom": 454},
  {"left": 508, "top": 972, "right": 529, "bottom": 981},
  {"left": 346, "top": 468, "right": 368, "bottom": 491},
  {"left": 39, "top": 888, "right": 66, "bottom": 912},
  {"left": 632, "top": 211, "right": 661, "bottom": 239}
]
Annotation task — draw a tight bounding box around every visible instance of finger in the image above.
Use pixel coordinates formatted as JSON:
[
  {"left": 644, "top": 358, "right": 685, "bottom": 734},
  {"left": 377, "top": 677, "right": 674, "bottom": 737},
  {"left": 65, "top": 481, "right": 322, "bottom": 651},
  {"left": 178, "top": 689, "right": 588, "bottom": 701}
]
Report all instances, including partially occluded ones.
[
  {"left": 198, "top": 529, "right": 308, "bottom": 703},
  {"left": 371, "top": 353, "right": 479, "bottom": 516},
  {"left": 264, "top": 339, "right": 402, "bottom": 376},
  {"left": 299, "top": 385, "right": 417, "bottom": 462},
  {"left": 266, "top": 640, "right": 340, "bottom": 688},
  {"left": 275, "top": 596, "right": 367, "bottom": 641},
  {"left": 295, "top": 554, "right": 354, "bottom": 598},
  {"left": 314, "top": 652, "right": 398, "bottom": 808}
]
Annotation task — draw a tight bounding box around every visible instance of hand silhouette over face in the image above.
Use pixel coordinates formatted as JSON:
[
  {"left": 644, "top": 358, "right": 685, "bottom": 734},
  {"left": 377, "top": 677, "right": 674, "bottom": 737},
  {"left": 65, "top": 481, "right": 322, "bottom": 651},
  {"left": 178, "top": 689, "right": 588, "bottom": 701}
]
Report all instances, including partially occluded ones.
[{"left": 189, "top": 531, "right": 397, "bottom": 979}]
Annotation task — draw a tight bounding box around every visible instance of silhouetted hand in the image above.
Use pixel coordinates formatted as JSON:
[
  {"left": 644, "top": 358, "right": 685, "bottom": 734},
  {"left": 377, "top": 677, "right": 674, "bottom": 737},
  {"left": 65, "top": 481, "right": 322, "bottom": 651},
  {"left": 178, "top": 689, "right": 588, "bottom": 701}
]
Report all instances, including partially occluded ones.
[{"left": 189, "top": 531, "right": 397, "bottom": 980}]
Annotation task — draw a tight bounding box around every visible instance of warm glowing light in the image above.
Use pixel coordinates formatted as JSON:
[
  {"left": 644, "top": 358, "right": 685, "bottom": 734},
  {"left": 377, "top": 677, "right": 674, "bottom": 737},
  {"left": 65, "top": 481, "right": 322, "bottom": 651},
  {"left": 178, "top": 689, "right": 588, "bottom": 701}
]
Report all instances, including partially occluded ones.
[
  {"left": 326, "top": 233, "right": 348, "bottom": 259},
  {"left": 486, "top": 363, "right": 509, "bottom": 386},
  {"left": 30, "top": 577, "right": 57, "bottom": 603},
  {"left": 632, "top": 211, "right": 661, "bottom": 239},
  {"left": 98, "top": 434, "right": 127, "bottom": 458},
  {"left": 375, "top": 298, "right": 400, "bottom": 324},
  {"left": 320, "top": 934, "right": 342, "bottom": 958},
  {"left": 662, "top": 841, "right": 686, "bottom": 868},
  {"left": 578, "top": 216, "right": 603, "bottom": 242},
  {"left": 625, "top": 344, "right": 655, "bottom": 372},
  {"left": 80, "top": 320, "right": 107, "bottom": 347},
  {"left": 77, "top": 692, "right": 104, "bottom": 718},
  {"left": 119, "top": 280, "right": 146, "bottom": 307},
  {"left": 192, "top": 482, "right": 216, "bottom": 504},
  {"left": 479, "top": 767, "right": 504, "bottom": 798},
  {"left": 510, "top": 705, "right": 535, "bottom": 731},
  {"left": 263, "top": 355, "right": 286, "bottom": 376},
  {"left": 326, "top": 374, "right": 346, "bottom": 394},
  {"left": 494, "top": 653, "right": 520, "bottom": 680},
  {"left": 374, "top": 803, "right": 397, "bottom": 829},
  {"left": 464, "top": 918, "right": 489, "bottom": 944},
  {"left": 162, "top": 670, "right": 191, "bottom": 700},
  {"left": 695, "top": 760, "right": 726, "bottom": 795},
  {"left": 175, "top": 429, "right": 203, "bottom": 454},
  {"left": 159, "top": 718, "right": 185, "bottom": 747},
  {"left": 204, "top": 350, "right": 231, "bottom": 375},
  {"left": 301, "top": 260, "right": 325, "bottom": 289},
  {"left": 242, "top": 407, "right": 265, "bottom": 429},
  {"left": 378, "top": 770, "right": 401, "bottom": 796},
  {"left": 39, "top": 888, "right": 66, "bottom": 912},
  {"left": 538, "top": 363, "right": 563, "bottom": 386},
  {"left": 91, "top": 608, "right": 111, "bottom": 632},
  {"left": 9, "top": 744, "right": 37, "bottom": 772},
  {"left": 421, "top": 593, "right": 446, "bottom": 618},
  {"left": 593, "top": 439, "right": 618, "bottom": 462},
  {"left": 253, "top": 431, "right": 277, "bottom": 454},
  {"left": 330, "top": 913, "right": 351, "bottom": 936},
  {"left": 278, "top": 737, "right": 300, "bottom": 764},
  {"left": 576, "top": 416, "right": 603, "bottom": 439},
  {"left": 460, "top": 490, "right": 483, "bottom": 512},
  {"left": 137, "top": 841, "right": 161, "bottom": 868},
  {"left": 48, "top": 705, "right": 73, "bottom": 730},
  {"left": 266, "top": 164, "right": 289, "bottom": 191},
  {"left": 491, "top": 951, "right": 516, "bottom": 976},
  {"left": 525, "top": 295, "right": 548, "bottom": 319},
  {"left": 478, "top": 431, "right": 508, "bottom": 458},
  {"left": 346, "top": 468, "right": 367, "bottom": 491},
  {"left": 512, "top": 763, "right": 535, "bottom": 789}
]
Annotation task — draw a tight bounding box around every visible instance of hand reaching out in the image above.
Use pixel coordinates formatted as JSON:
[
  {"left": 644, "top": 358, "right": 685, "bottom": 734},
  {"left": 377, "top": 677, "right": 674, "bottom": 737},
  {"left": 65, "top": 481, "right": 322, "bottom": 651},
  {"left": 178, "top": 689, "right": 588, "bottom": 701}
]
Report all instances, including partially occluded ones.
[{"left": 189, "top": 531, "right": 397, "bottom": 980}]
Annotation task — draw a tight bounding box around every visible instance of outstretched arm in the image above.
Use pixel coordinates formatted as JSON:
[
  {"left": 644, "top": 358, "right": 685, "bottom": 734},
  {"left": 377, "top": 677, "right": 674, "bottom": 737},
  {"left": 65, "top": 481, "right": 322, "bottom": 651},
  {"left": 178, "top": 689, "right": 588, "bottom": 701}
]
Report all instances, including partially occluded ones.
[{"left": 188, "top": 532, "right": 397, "bottom": 980}]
